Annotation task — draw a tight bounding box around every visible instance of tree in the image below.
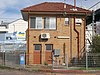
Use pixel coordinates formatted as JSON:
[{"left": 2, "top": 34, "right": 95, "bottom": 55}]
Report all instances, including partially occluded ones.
[{"left": 90, "top": 35, "right": 100, "bottom": 53}]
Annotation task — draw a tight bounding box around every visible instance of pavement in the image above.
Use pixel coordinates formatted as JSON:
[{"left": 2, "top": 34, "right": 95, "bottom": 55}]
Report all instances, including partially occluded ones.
[
  {"left": 0, "top": 68, "right": 100, "bottom": 75},
  {"left": 0, "top": 65, "right": 100, "bottom": 75}
]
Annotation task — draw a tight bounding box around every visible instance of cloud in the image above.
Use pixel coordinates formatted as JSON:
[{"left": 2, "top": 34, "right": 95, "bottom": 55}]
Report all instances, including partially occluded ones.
[{"left": 0, "top": 0, "right": 99, "bottom": 22}]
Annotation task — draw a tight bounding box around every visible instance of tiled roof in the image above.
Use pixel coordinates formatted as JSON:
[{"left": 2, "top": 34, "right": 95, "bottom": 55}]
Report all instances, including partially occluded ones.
[{"left": 21, "top": 2, "right": 90, "bottom": 13}]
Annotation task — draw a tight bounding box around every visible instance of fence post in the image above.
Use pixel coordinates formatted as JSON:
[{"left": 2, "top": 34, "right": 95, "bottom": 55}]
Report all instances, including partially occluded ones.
[
  {"left": 86, "top": 52, "right": 88, "bottom": 70},
  {"left": 66, "top": 54, "right": 68, "bottom": 69},
  {"left": 52, "top": 53, "right": 54, "bottom": 70}
]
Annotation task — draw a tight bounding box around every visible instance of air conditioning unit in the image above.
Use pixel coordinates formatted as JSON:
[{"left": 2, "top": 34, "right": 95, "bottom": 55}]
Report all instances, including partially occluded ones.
[
  {"left": 75, "top": 18, "right": 82, "bottom": 24},
  {"left": 53, "top": 49, "right": 60, "bottom": 57},
  {"left": 41, "top": 33, "right": 50, "bottom": 39}
]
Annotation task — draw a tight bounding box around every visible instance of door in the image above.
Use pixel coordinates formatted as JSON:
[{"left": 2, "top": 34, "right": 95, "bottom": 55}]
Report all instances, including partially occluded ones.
[
  {"left": 33, "top": 44, "right": 42, "bottom": 64},
  {"left": 45, "top": 44, "right": 53, "bottom": 64}
]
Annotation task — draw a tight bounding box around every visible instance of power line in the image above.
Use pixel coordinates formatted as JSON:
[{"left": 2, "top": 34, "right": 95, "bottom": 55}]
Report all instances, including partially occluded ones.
[{"left": 89, "top": 0, "right": 100, "bottom": 9}]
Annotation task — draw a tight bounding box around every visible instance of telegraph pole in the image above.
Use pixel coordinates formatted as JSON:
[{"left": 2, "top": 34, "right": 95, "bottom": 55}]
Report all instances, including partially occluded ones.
[{"left": 92, "top": 10, "right": 95, "bottom": 37}]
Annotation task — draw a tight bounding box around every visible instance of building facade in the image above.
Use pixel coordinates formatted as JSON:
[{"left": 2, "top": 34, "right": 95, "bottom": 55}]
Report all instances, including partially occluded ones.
[{"left": 21, "top": 2, "right": 91, "bottom": 65}]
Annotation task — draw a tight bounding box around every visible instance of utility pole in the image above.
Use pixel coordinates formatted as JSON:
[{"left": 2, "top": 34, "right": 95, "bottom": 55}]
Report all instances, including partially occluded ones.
[{"left": 92, "top": 10, "right": 95, "bottom": 38}]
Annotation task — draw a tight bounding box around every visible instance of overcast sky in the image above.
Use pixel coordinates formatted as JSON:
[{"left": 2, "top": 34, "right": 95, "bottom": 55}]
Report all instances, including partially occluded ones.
[{"left": 0, "top": 0, "right": 100, "bottom": 22}]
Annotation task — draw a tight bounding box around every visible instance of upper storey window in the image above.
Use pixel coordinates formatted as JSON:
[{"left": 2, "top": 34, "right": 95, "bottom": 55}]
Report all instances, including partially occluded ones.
[
  {"left": 44, "top": 17, "right": 56, "bottom": 29},
  {"left": 30, "top": 17, "right": 42, "bottom": 29}
]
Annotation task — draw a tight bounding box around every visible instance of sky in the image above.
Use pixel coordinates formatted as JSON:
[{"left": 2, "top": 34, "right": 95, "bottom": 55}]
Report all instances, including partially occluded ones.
[{"left": 0, "top": 0, "right": 100, "bottom": 22}]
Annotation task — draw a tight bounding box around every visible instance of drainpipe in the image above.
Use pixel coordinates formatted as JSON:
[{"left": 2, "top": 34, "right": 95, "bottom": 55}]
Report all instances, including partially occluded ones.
[
  {"left": 73, "top": 0, "right": 80, "bottom": 60},
  {"left": 73, "top": 17, "right": 80, "bottom": 60},
  {"left": 27, "top": 12, "right": 30, "bottom": 65}
]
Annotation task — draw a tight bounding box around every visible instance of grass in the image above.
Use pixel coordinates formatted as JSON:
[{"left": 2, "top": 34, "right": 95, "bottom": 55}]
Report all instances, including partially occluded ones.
[{"left": 0, "top": 65, "right": 13, "bottom": 69}]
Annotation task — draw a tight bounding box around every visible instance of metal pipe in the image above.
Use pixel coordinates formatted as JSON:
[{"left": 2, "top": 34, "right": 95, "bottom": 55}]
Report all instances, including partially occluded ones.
[
  {"left": 73, "top": 0, "right": 80, "bottom": 60},
  {"left": 73, "top": 17, "right": 80, "bottom": 60},
  {"left": 92, "top": 10, "right": 95, "bottom": 37},
  {"left": 27, "top": 13, "right": 30, "bottom": 65}
]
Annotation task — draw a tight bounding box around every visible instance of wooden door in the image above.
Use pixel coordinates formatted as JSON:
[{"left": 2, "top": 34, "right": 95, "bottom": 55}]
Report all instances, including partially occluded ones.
[
  {"left": 33, "top": 44, "right": 42, "bottom": 64},
  {"left": 45, "top": 44, "right": 53, "bottom": 64}
]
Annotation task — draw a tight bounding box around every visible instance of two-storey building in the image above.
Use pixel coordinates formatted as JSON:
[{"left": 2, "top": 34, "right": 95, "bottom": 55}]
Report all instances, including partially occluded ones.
[{"left": 21, "top": 2, "right": 91, "bottom": 65}]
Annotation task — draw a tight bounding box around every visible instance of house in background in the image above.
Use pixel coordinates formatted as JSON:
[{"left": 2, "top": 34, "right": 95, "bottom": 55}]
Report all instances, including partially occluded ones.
[
  {"left": 86, "top": 23, "right": 93, "bottom": 52},
  {"left": 0, "top": 18, "right": 28, "bottom": 52},
  {"left": 0, "top": 18, "right": 28, "bottom": 41},
  {"left": 86, "top": 8, "right": 100, "bottom": 52},
  {"left": 21, "top": 2, "right": 91, "bottom": 65},
  {"left": 0, "top": 21, "right": 9, "bottom": 33},
  {"left": 8, "top": 18, "right": 28, "bottom": 40}
]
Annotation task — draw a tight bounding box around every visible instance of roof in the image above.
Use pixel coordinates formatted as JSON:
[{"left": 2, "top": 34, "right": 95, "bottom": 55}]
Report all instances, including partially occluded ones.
[
  {"left": 21, "top": 2, "right": 90, "bottom": 13},
  {"left": 21, "top": 2, "right": 91, "bottom": 21}
]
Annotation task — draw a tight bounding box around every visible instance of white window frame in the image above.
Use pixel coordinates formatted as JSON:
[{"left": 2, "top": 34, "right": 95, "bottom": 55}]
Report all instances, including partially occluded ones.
[
  {"left": 30, "top": 16, "right": 43, "bottom": 29},
  {"left": 44, "top": 17, "right": 56, "bottom": 30}
]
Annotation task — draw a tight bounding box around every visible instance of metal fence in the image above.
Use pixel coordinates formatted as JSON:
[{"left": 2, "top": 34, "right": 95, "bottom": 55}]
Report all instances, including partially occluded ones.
[
  {"left": 52, "top": 52, "right": 100, "bottom": 70},
  {"left": 0, "top": 51, "right": 25, "bottom": 68},
  {"left": 0, "top": 52, "right": 100, "bottom": 70},
  {"left": 0, "top": 43, "right": 26, "bottom": 68}
]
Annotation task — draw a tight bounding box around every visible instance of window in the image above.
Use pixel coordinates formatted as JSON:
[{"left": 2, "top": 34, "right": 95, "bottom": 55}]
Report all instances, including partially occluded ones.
[
  {"left": 44, "top": 17, "right": 56, "bottom": 29},
  {"left": 30, "top": 17, "right": 42, "bottom": 29},
  {"left": 34, "top": 44, "right": 41, "bottom": 51},
  {"left": 64, "top": 18, "right": 69, "bottom": 25},
  {"left": 46, "top": 44, "right": 52, "bottom": 51}
]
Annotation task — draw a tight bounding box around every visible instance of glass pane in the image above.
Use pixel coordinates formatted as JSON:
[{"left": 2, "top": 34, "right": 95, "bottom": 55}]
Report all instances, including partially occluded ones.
[
  {"left": 36, "top": 17, "right": 42, "bottom": 29},
  {"left": 44, "top": 17, "right": 49, "bottom": 29},
  {"left": 34, "top": 44, "right": 41, "bottom": 50},
  {"left": 46, "top": 44, "right": 52, "bottom": 50},
  {"left": 50, "top": 17, "right": 56, "bottom": 29},
  {"left": 30, "top": 17, "right": 36, "bottom": 28}
]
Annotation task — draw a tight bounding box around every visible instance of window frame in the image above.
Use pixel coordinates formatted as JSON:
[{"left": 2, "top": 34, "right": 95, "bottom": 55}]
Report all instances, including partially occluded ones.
[
  {"left": 30, "top": 16, "right": 43, "bottom": 29},
  {"left": 45, "top": 44, "right": 53, "bottom": 51},
  {"left": 34, "top": 44, "right": 41, "bottom": 51},
  {"left": 44, "top": 17, "right": 56, "bottom": 30}
]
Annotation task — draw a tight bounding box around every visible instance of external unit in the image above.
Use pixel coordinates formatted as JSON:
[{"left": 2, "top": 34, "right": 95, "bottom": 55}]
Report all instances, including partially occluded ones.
[
  {"left": 54, "top": 49, "right": 60, "bottom": 57},
  {"left": 41, "top": 33, "right": 50, "bottom": 39},
  {"left": 75, "top": 18, "right": 82, "bottom": 24}
]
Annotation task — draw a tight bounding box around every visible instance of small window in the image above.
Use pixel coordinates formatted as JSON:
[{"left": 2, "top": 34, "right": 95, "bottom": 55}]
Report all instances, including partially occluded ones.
[
  {"left": 46, "top": 44, "right": 52, "bottom": 51},
  {"left": 64, "top": 18, "right": 69, "bottom": 25},
  {"left": 34, "top": 44, "right": 41, "bottom": 50}
]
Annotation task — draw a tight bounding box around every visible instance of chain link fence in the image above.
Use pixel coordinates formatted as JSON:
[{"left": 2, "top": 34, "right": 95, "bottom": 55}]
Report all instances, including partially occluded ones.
[
  {"left": 0, "top": 43, "right": 26, "bottom": 68},
  {"left": 0, "top": 51, "right": 100, "bottom": 70},
  {"left": 52, "top": 52, "right": 100, "bottom": 70}
]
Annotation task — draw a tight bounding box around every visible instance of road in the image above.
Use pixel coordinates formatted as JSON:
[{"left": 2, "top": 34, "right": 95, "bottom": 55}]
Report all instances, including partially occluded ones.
[{"left": 0, "top": 69, "right": 99, "bottom": 75}]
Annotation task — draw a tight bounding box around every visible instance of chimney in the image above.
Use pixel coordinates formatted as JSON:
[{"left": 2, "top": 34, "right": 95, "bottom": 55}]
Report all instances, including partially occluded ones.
[
  {"left": 64, "top": 0, "right": 66, "bottom": 9},
  {"left": 64, "top": 4, "right": 66, "bottom": 8}
]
